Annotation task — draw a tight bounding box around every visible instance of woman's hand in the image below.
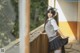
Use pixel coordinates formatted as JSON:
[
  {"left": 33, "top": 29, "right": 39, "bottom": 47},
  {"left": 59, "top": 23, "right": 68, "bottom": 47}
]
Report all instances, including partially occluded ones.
[{"left": 61, "top": 35, "right": 69, "bottom": 39}]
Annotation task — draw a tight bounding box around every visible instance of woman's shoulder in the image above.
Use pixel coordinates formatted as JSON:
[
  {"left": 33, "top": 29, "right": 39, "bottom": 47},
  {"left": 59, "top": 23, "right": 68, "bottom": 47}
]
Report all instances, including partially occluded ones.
[{"left": 50, "top": 18, "right": 56, "bottom": 22}]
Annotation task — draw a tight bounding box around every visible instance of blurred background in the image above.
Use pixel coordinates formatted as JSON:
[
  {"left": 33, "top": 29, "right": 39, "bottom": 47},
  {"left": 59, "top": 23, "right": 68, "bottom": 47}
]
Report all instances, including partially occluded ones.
[
  {"left": 0, "top": 0, "right": 19, "bottom": 48},
  {"left": 30, "top": 0, "right": 48, "bottom": 31}
]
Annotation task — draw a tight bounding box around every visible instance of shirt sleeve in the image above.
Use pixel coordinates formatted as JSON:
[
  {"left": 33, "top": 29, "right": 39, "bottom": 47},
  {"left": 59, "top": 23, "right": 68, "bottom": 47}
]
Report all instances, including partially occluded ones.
[{"left": 51, "top": 19, "right": 59, "bottom": 30}]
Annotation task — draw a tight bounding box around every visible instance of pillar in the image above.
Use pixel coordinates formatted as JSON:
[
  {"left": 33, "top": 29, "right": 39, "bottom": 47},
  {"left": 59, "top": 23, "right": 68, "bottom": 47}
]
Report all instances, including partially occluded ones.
[
  {"left": 77, "top": 1, "right": 80, "bottom": 41},
  {"left": 19, "top": 0, "right": 30, "bottom": 53}
]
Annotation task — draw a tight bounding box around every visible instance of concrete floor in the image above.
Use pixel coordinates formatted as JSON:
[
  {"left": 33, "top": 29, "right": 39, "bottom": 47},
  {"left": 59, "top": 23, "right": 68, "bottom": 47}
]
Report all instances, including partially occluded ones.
[
  {"left": 5, "top": 44, "right": 19, "bottom": 53},
  {"left": 5, "top": 41, "right": 80, "bottom": 53},
  {"left": 65, "top": 41, "right": 80, "bottom": 53}
]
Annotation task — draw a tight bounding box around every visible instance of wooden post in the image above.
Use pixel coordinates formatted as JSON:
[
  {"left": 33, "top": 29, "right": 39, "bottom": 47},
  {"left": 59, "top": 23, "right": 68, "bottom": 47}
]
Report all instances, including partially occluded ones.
[
  {"left": 25, "top": 0, "right": 30, "bottom": 53},
  {"left": 48, "top": 0, "right": 55, "bottom": 7},
  {"left": 54, "top": 0, "right": 56, "bottom": 8},
  {"left": 77, "top": 2, "right": 80, "bottom": 41}
]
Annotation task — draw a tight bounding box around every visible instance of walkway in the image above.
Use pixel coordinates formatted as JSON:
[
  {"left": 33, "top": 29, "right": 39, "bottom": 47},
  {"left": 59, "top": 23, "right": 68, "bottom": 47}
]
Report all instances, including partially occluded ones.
[
  {"left": 5, "top": 43, "right": 19, "bottom": 53},
  {"left": 65, "top": 41, "right": 80, "bottom": 53},
  {"left": 5, "top": 41, "right": 80, "bottom": 53}
]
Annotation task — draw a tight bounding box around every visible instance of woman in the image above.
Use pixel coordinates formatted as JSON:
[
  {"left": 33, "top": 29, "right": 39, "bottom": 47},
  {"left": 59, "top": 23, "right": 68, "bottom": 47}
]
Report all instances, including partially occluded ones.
[{"left": 44, "top": 7, "right": 68, "bottom": 53}]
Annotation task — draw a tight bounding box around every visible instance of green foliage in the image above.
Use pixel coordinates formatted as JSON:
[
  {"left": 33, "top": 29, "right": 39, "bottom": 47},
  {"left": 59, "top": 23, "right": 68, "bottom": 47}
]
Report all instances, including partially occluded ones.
[
  {"left": 9, "top": 0, "right": 48, "bottom": 37},
  {"left": 11, "top": 0, "right": 19, "bottom": 38},
  {"left": 30, "top": 0, "right": 48, "bottom": 31}
]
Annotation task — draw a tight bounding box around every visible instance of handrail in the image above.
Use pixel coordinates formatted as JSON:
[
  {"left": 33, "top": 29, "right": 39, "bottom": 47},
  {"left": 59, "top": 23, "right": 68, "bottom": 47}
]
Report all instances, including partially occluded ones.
[
  {"left": 30, "top": 24, "right": 44, "bottom": 42},
  {"left": 4, "top": 39, "right": 19, "bottom": 51}
]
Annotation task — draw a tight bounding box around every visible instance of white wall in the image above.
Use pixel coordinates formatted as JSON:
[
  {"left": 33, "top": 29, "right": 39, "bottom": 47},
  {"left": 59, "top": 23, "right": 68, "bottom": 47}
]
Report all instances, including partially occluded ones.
[{"left": 56, "top": 0, "right": 78, "bottom": 21}]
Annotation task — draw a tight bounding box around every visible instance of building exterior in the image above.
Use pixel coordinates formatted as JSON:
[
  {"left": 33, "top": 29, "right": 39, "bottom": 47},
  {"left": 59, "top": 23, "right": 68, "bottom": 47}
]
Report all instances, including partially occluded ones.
[{"left": 48, "top": 0, "right": 80, "bottom": 42}]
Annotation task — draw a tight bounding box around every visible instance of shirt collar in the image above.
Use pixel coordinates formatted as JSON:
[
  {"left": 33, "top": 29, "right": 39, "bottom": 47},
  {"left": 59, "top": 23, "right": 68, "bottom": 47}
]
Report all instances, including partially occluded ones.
[{"left": 48, "top": 17, "right": 53, "bottom": 20}]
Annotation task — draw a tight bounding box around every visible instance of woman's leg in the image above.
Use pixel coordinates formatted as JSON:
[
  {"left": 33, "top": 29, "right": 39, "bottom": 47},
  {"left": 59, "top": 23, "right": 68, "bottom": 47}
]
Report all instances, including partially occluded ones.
[
  {"left": 54, "top": 48, "right": 61, "bottom": 53},
  {"left": 61, "top": 46, "right": 65, "bottom": 53}
]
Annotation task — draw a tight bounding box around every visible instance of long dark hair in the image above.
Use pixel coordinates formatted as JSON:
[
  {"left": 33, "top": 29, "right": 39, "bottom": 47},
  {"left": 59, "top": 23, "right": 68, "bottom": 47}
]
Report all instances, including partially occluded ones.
[{"left": 44, "top": 7, "right": 57, "bottom": 27}]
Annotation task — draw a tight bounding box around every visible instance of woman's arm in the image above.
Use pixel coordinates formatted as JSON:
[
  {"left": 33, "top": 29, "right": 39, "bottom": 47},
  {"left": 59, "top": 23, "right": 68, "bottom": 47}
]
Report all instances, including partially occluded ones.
[{"left": 50, "top": 19, "right": 68, "bottom": 38}]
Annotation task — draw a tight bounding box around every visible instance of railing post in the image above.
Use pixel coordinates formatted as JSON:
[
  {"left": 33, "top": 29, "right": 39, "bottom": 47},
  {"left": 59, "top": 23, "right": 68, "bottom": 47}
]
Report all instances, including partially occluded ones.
[
  {"left": 77, "top": 2, "right": 80, "bottom": 41},
  {"left": 54, "top": 0, "right": 56, "bottom": 8},
  {"left": 25, "top": 0, "right": 30, "bottom": 53},
  {"left": 48, "top": 0, "right": 56, "bottom": 8}
]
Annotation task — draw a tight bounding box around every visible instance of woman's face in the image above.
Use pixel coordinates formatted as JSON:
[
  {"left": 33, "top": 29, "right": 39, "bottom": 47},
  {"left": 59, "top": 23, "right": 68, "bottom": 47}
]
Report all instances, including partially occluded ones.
[{"left": 47, "top": 11, "right": 53, "bottom": 18}]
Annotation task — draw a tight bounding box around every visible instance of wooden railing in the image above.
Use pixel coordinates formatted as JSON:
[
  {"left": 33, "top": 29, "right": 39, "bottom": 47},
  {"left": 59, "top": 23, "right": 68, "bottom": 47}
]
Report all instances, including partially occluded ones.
[
  {"left": 30, "top": 33, "right": 49, "bottom": 53},
  {"left": 30, "top": 24, "right": 44, "bottom": 42},
  {"left": 30, "top": 24, "right": 49, "bottom": 53},
  {"left": 4, "top": 24, "right": 49, "bottom": 53}
]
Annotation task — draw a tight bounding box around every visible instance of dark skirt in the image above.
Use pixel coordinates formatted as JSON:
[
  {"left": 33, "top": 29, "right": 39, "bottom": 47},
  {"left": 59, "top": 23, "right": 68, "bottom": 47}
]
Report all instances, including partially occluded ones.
[{"left": 48, "top": 36, "right": 68, "bottom": 51}]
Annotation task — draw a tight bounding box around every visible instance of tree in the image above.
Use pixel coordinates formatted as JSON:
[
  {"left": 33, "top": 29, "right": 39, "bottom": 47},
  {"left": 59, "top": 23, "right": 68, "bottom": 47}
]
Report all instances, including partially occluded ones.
[{"left": 30, "top": 0, "right": 48, "bottom": 31}]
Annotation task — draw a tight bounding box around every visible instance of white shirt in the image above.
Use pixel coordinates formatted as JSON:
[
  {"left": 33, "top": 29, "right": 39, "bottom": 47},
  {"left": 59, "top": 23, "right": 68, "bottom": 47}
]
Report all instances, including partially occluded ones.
[{"left": 48, "top": 17, "right": 59, "bottom": 30}]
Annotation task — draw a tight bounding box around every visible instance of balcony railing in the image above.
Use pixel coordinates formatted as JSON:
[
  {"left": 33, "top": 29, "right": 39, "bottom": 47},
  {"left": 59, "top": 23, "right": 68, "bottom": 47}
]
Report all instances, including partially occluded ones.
[{"left": 4, "top": 24, "right": 45, "bottom": 52}]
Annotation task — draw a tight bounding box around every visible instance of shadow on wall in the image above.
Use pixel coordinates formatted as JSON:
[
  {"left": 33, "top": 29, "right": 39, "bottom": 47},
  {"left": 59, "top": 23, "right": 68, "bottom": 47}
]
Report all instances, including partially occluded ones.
[{"left": 56, "top": 0, "right": 78, "bottom": 43}]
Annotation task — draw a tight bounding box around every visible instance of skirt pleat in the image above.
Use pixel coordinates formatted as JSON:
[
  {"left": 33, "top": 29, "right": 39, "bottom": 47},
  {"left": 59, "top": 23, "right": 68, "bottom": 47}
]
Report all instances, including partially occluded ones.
[{"left": 49, "top": 36, "right": 68, "bottom": 51}]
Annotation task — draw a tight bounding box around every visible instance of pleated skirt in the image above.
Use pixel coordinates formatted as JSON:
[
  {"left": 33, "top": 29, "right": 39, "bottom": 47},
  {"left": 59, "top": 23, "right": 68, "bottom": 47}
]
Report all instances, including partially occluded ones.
[{"left": 48, "top": 36, "right": 68, "bottom": 51}]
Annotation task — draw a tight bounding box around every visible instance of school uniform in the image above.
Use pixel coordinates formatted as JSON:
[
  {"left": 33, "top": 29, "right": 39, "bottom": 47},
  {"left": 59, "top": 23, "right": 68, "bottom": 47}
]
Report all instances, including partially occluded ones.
[{"left": 45, "top": 17, "right": 68, "bottom": 52}]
